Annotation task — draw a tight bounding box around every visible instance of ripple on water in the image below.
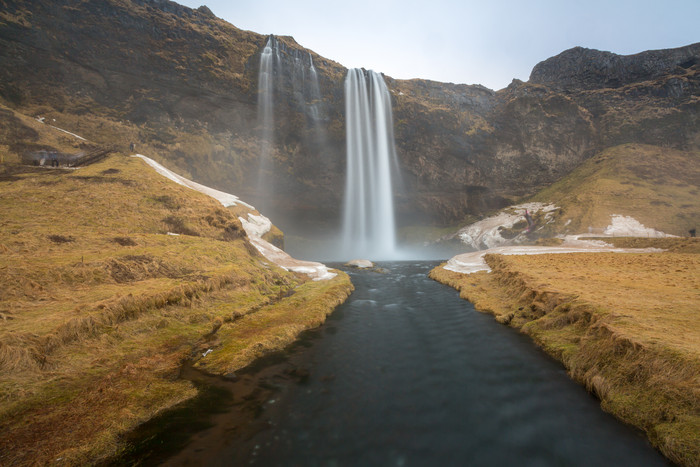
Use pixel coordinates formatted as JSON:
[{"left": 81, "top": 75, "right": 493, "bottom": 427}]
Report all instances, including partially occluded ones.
[{"left": 161, "top": 261, "right": 669, "bottom": 467}]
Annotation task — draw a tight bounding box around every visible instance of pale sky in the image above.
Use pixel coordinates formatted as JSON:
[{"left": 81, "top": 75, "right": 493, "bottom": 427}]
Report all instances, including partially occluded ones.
[{"left": 176, "top": 0, "right": 699, "bottom": 90}]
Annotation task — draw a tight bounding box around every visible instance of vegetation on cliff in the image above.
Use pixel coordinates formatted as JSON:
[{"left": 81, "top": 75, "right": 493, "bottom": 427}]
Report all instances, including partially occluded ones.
[
  {"left": 430, "top": 244, "right": 700, "bottom": 466},
  {"left": 0, "top": 150, "right": 352, "bottom": 465}
]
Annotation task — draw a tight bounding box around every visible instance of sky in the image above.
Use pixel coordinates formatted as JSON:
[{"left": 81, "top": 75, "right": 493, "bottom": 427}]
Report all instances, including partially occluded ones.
[{"left": 176, "top": 0, "right": 700, "bottom": 90}]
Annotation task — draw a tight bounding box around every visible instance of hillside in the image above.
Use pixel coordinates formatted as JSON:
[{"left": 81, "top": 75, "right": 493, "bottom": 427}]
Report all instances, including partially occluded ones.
[
  {"left": 531, "top": 143, "right": 699, "bottom": 237},
  {"left": 447, "top": 143, "right": 699, "bottom": 249},
  {"left": 0, "top": 144, "right": 352, "bottom": 464},
  {"left": 1, "top": 0, "right": 698, "bottom": 237}
]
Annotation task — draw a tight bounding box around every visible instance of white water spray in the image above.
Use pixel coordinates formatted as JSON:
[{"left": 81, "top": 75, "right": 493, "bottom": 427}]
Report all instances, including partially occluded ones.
[{"left": 341, "top": 69, "right": 399, "bottom": 260}]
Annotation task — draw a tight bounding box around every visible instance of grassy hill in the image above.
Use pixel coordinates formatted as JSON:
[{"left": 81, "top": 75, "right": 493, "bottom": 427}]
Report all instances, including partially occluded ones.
[
  {"left": 0, "top": 146, "right": 351, "bottom": 464},
  {"left": 531, "top": 143, "right": 699, "bottom": 236}
]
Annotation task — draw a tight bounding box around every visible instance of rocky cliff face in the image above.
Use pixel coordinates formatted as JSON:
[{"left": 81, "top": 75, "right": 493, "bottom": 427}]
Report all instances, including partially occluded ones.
[
  {"left": 530, "top": 44, "right": 700, "bottom": 90},
  {"left": 1, "top": 0, "right": 698, "bottom": 235}
]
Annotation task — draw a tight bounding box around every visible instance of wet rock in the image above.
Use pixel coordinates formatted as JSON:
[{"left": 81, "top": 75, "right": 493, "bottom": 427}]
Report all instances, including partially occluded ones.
[{"left": 345, "top": 259, "right": 374, "bottom": 269}]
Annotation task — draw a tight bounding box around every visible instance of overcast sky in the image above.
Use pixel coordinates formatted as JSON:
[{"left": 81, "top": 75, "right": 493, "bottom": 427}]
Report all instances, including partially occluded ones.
[{"left": 176, "top": 0, "right": 699, "bottom": 90}]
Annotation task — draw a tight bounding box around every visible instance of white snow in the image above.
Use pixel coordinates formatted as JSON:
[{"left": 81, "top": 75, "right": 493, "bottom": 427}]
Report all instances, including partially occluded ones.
[
  {"left": 245, "top": 234, "right": 337, "bottom": 281},
  {"left": 444, "top": 235, "right": 664, "bottom": 275},
  {"left": 132, "top": 154, "right": 253, "bottom": 209},
  {"left": 604, "top": 215, "right": 674, "bottom": 238},
  {"left": 35, "top": 117, "right": 88, "bottom": 141},
  {"left": 457, "top": 203, "right": 559, "bottom": 250},
  {"left": 133, "top": 154, "right": 336, "bottom": 281},
  {"left": 49, "top": 125, "right": 87, "bottom": 141},
  {"left": 238, "top": 213, "right": 272, "bottom": 238}
]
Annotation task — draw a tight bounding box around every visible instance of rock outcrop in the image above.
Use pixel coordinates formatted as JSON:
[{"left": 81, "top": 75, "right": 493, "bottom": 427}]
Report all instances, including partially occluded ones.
[{"left": 530, "top": 43, "right": 700, "bottom": 90}]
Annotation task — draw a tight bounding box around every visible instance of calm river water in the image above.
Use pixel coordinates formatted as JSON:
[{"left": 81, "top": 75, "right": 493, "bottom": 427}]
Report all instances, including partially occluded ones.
[{"left": 156, "top": 261, "right": 668, "bottom": 466}]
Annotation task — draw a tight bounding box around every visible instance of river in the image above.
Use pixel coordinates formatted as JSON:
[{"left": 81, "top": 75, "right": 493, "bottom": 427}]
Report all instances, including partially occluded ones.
[{"left": 140, "top": 261, "right": 668, "bottom": 466}]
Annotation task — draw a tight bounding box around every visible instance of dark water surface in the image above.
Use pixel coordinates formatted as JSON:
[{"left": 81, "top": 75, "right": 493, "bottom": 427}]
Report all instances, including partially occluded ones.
[{"left": 163, "top": 261, "right": 668, "bottom": 466}]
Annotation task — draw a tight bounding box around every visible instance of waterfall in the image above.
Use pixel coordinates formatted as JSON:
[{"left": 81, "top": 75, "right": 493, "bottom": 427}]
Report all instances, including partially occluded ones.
[
  {"left": 308, "top": 52, "right": 323, "bottom": 122},
  {"left": 256, "top": 36, "right": 329, "bottom": 216},
  {"left": 341, "top": 69, "right": 399, "bottom": 260},
  {"left": 256, "top": 35, "right": 276, "bottom": 211}
]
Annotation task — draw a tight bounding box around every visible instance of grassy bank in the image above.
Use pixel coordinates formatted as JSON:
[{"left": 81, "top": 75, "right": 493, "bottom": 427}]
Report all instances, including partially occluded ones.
[
  {"left": 0, "top": 155, "right": 352, "bottom": 465},
  {"left": 430, "top": 245, "right": 699, "bottom": 466}
]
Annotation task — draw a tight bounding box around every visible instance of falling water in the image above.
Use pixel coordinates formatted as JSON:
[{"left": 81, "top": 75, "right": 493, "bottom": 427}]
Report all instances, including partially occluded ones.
[
  {"left": 342, "top": 69, "right": 399, "bottom": 260},
  {"left": 308, "top": 52, "right": 323, "bottom": 122},
  {"left": 256, "top": 36, "right": 276, "bottom": 210},
  {"left": 256, "top": 36, "right": 329, "bottom": 216}
]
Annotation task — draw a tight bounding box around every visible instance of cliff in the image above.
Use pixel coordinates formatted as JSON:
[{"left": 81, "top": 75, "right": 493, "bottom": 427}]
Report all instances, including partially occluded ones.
[
  {"left": 530, "top": 43, "right": 700, "bottom": 90},
  {"left": 1, "top": 0, "right": 698, "bottom": 236}
]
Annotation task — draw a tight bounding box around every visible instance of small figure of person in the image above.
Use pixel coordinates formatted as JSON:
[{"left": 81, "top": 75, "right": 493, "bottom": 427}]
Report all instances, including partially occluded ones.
[
  {"left": 524, "top": 209, "right": 535, "bottom": 233},
  {"left": 690, "top": 228, "right": 696, "bottom": 238},
  {"left": 50, "top": 151, "right": 58, "bottom": 167},
  {"left": 129, "top": 142, "right": 135, "bottom": 152}
]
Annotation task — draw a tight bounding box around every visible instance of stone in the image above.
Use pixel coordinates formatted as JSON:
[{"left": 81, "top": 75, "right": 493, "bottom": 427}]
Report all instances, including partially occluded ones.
[{"left": 345, "top": 259, "right": 374, "bottom": 269}]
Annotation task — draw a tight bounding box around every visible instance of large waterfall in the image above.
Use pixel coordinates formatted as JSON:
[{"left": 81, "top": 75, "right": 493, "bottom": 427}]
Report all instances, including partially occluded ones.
[{"left": 341, "top": 69, "right": 399, "bottom": 260}]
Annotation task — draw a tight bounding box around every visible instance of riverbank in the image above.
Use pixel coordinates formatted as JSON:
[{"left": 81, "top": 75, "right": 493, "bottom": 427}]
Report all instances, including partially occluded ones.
[
  {"left": 0, "top": 156, "right": 353, "bottom": 465},
  {"left": 430, "top": 242, "right": 699, "bottom": 466}
]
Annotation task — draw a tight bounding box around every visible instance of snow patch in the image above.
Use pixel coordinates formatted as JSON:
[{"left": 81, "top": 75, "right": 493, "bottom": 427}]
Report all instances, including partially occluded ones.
[
  {"left": 444, "top": 236, "right": 663, "bottom": 275},
  {"left": 49, "top": 125, "right": 87, "bottom": 141},
  {"left": 35, "top": 117, "right": 87, "bottom": 141},
  {"left": 135, "top": 154, "right": 335, "bottom": 281},
  {"left": 238, "top": 213, "right": 272, "bottom": 238},
  {"left": 457, "top": 203, "right": 558, "bottom": 250},
  {"left": 132, "top": 154, "right": 254, "bottom": 209},
  {"left": 604, "top": 215, "right": 675, "bottom": 238},
  {"left": 246, "top": 235, "right": 337, "bottom": 281}
]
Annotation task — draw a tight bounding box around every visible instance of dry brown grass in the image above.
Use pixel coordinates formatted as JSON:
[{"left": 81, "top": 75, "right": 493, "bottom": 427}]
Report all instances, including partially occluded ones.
[
  {"left": 582, "top": 236, "right": 700, "bottom": 254},
  {"left": 0, "top": 154, "right": 352, "bottom": 466},
  {"left": 531, "top": 144, "right": 700, "bottom": 237},
  {"left": 431, "top": 250, "right": 700, "bottom": 466}
]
